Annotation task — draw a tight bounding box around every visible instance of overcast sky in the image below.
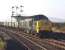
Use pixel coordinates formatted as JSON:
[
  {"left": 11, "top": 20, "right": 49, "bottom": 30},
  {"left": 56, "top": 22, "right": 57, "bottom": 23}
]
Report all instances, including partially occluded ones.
[{"left": 0, "top": 0, "right": 65, "bottom": 22}]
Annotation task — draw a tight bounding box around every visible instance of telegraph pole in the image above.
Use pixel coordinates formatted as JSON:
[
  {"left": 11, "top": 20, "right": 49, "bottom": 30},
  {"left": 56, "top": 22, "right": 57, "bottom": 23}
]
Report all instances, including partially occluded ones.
[
  {"left": 11, "top": 5, "right": 23, "bottom": 30},
  {"left": 15, "top": 6, "right": 19, "bottom": 28},
  {"left": 17, "top": 5, "right": 23, "bottom": 29},
  {"left": 11, "top": 6, "right": 14, "bottom": 28}
]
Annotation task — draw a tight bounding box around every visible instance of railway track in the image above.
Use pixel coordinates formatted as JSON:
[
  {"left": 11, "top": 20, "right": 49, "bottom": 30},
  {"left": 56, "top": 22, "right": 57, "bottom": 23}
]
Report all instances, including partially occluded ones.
[
  {"left": 17, "top": 32, "right": 65, "bottom": 50},
  {"left": 0, "top": 27, "right": 47, "bottom": 50},
  {"left": 0, "top": 27, "right": 65, "bottom": 50},
  {"left": 11, "top": 29, "right": 65, "bottom": 50}
]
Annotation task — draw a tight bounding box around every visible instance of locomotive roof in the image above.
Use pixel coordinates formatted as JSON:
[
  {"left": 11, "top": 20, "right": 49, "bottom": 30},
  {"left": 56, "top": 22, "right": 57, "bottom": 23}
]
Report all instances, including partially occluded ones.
[
  {"left": 33, "top": 14, "right": 49, "bottom": 21},
  {"left": 12, "top": 14, "right": 49, "bottom": 21}
]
